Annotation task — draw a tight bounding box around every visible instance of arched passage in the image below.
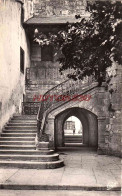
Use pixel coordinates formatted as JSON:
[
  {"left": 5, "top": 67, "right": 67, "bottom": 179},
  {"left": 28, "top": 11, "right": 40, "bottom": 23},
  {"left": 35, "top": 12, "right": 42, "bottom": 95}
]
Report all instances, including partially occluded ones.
[
  {"left": 63, "top": 116, "right": 83, "bottom": 146},
  {"left": 54, "top": 107, "right": 98, "bottom": 148}
]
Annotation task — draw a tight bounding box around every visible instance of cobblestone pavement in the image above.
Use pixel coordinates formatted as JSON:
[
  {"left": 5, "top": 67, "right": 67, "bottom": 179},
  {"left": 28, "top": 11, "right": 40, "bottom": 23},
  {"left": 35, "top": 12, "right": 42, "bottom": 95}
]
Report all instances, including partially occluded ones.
[{"left": 0, "top": 150, "right": 121, "bottom": 190}]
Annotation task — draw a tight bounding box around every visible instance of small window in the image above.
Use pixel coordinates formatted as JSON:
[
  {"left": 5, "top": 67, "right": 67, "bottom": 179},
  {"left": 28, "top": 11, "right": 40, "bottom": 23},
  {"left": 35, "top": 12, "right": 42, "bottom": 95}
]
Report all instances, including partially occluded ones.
[
  {"left": 20, "top": 47, "right": 24, "bottom": 74},
  {"left": 41, "top": 45, "right": 53, "bottom": 61}
]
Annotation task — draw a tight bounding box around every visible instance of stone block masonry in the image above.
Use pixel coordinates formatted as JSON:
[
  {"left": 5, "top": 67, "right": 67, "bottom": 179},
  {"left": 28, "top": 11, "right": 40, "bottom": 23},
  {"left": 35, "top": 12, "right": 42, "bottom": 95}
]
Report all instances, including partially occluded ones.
[
  {"left": 33, "top": 0, "right": 86, "bottom": 17},
  {"left": 105, "top": 63, "right": 122, "bottom": 157}
]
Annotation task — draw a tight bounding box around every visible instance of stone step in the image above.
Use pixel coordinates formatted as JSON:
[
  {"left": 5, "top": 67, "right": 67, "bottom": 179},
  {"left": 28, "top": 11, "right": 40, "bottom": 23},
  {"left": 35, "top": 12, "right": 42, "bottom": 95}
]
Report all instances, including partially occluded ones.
[
  {"left": 64, "top": 140, "right": 82, "bottom": 143},
  {"left": 0, "top": 115, "right": 64, "bottom": 169},
  {"left": 57, "top": 145, "right": 95, "bottom": 151},
  {"left": 0, "top": 160, "right": 64, "bottom": 169},
  {"left": 0, "top": 141, "right": 35, "bottom": 145},
  {"left": 0, "top": 137, "right": 35, "bottom": 141},
  {"left": 0, "top": 153, "right": 59, "bottom": 162},
  {"left": 5, "top": 126, "right": 37, "bottom": 130},
  {"left": 65, "top": 137, "right": 83, "bottom": 143},
  {"left": 12, "top": 115, "right": 37, "bottom": 120},
  {"left": 7, "top": 123, "right": 37, "bottom": 126},
  {"left": 0, "top": 145, "right": 36, "bottom": 150},
  {"left": 65, "top": 135, "right": 83, "bottom": 138},
  {"left": 10, "top": 119, "right": 37, "bottom": 123},
  {"left": 0, "top": 149, "right": 54, "bottom": 155},
  {"left": 65, "top": 137, "right": 82, "bottom": 141},
  {"left": 65, "top": 143, "right": 84, "bottom": 147},
  {"left": 1, "top": 133, "right": 36, "bottom": 137},
  {"left": 3, "top": 130, "right": 36, "bottom": 133}
]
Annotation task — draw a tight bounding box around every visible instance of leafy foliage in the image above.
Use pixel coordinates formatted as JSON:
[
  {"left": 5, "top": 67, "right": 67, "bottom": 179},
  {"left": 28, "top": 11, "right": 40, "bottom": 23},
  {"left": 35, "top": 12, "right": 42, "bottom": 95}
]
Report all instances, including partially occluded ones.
[{"left": 34, "top": 1, "right": 122, "bottom": 83}]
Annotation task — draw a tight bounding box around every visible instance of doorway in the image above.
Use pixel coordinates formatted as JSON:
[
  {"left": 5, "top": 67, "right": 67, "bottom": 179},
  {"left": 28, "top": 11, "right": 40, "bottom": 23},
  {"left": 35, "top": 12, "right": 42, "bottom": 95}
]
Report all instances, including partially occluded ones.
[
  {"left": 54, "top": 107, "right": 98, "bottom": 149},
  {"left": 64, "top": 116, "right": 83, "bottom": 147}
]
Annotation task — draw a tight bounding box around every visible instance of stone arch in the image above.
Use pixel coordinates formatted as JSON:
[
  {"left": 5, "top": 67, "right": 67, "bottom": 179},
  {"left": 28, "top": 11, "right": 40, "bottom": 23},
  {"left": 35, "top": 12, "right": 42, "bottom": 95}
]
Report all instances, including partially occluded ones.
[
  {"left": 54, "top": 107, "right": 98, "bottom": 148},
  {"left": 47, "top": 86, "right": 107, "bottom": 153},
  {"left": 48, "top": 97, "right": 98, "bottom": 119}
]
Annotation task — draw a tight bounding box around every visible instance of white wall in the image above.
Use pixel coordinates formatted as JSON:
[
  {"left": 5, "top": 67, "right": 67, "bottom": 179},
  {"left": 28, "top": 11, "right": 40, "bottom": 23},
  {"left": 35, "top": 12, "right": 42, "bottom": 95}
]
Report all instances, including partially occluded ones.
[
  {"left": 23, "top": 0, "right": 33, "bottom": 21},
  {"left": 0, "top": 0, "right": 31, "bottom": 132}
]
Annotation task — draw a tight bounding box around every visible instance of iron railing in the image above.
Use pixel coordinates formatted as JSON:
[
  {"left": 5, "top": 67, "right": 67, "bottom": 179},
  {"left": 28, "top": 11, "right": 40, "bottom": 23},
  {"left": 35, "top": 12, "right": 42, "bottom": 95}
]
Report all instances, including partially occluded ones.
[
  {"left": 37, "top": 76, "right": 97, "bottom": 141},
  {"left": 22, "top": 102, "right": 40, "bottom": 115}
]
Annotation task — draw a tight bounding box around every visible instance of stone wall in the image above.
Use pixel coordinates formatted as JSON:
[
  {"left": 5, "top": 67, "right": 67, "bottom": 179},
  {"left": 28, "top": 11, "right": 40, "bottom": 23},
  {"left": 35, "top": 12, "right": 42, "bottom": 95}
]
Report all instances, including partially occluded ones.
[
  {"left": 23, "top": 0, "right": 34, "bottom": 21},
  {"left": 33, "top": 0, "right": 86, "bottom": 17},
  {"left": 104, "top": 63, "right": 122, "bottom": 157},
  {"left": 54, "top": 107, "right": 98, "bottom": 148},
  {"left": 0, "top": 0, "right": 31, "bottom": 133},
  {"left": 25, "top": 39, "right": 66, "bottom": 102},
  {"left": 26, "top": 0, "right": 121, "bottom": 157},
  {"left": 45, "top": 76, "right": 121, "bottom": 157},
  {"left": 45, "top": 82, "right": 108, "bottom": 149},
  {"left": 45, "top": 65, "right": 122, "bottom": 157}
]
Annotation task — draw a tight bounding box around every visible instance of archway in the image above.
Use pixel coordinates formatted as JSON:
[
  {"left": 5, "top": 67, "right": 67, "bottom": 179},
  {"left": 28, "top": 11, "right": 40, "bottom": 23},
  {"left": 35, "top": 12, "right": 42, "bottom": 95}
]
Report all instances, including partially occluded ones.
[
  {"left": 63, "top": 116, "right": 83, "bottom": 146},
  {"left": 54, "top": 107, "right": 98, "bottom": 149}
]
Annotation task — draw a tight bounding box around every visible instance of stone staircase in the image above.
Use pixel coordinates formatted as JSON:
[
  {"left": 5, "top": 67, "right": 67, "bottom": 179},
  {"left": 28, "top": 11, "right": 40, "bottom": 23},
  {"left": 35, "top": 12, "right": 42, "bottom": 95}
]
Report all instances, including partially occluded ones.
[
  {"left": 0, "top": 115, "right": 64, "bottom": 169},
  {"left": 64, "top": 134, "right": 83, "bottom": 147}
]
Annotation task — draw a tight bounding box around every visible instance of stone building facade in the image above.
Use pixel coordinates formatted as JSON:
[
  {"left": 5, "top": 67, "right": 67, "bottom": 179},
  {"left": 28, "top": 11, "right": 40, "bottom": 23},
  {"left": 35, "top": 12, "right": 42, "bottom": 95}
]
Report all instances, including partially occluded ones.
[
  {"left": 33, "top": 0, "right": 86, "bottom": 17},
  {"left": 0, "top": 0, "right": 121, "bottom": 157}
]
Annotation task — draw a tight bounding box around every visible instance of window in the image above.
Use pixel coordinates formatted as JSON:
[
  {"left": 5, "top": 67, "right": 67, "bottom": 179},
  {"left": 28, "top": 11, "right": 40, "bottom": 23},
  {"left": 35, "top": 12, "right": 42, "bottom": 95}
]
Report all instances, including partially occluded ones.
[
  {"left": 41, "top": 45, "right": 53, "bottom": 61},
  {"left": 20, "top": 47, "right": 24, "bottom": 74}
]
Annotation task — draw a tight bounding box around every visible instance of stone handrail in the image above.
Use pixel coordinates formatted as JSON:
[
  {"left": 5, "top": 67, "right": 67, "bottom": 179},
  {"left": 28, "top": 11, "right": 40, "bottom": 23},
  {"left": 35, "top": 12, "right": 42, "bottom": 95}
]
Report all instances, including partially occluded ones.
[{"left": 37, "top": 75, "right": 97, "bottom": 142}]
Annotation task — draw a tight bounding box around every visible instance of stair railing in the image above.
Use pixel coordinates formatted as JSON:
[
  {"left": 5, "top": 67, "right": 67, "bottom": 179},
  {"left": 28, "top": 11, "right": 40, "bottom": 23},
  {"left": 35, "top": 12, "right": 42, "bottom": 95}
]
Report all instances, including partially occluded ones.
[{"left": 37, "top": 76, "right": 96, "bottom": 141}]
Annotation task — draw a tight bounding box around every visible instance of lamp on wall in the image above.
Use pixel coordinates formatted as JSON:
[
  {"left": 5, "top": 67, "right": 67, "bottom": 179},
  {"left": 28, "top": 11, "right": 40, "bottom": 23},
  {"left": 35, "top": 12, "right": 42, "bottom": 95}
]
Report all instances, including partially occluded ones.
[
  {"left": 34, "top": 28, "right": 39, "bottom": 37},
  {"left": 34, "top": 28, "right": 38, "bottom": 34}
]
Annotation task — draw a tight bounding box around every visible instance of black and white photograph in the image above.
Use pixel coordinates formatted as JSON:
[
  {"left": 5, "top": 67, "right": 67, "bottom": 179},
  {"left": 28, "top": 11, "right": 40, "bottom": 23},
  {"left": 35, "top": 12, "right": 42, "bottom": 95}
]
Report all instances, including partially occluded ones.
[{"left": 0, "top": 0, "right": 121, "bottom": 196}]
